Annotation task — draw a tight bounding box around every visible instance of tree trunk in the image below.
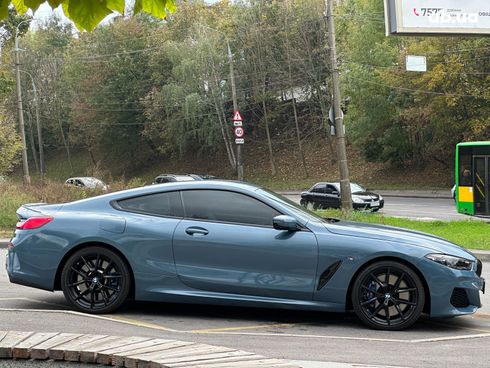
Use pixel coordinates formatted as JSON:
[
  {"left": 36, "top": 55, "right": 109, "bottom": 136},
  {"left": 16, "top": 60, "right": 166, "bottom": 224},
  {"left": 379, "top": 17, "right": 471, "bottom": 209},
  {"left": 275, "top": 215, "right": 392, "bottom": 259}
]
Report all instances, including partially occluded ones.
[
  {"left": 58, "top": 118, "right": 73, "bottom": 173},
  {"left": 284, "top": 4, "right": 308, "bottom": 177},
  {"left": 211, "top": 72, "right": 236, "bottom": 171},
  {"left": 262, "top": 95, "right": 276, "bottom": 176},
  {"left": 26, "top": 110, "right": 39, "bottom": 174}
]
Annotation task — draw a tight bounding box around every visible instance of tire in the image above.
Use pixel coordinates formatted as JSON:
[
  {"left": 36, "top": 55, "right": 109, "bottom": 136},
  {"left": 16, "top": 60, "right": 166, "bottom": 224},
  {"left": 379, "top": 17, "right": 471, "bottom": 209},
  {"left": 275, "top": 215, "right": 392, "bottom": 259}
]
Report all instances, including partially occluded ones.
[
  {"left": 61, "top": 246, "right": 131, "bottom": 314},
  {"left": 352, "top": 261, "right": 425, "bottom": 330}
]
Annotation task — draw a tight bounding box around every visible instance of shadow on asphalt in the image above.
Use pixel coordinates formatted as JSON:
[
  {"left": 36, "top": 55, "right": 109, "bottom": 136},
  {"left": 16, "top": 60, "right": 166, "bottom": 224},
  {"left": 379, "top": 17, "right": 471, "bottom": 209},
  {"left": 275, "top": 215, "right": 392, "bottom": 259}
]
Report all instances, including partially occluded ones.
[{"left": 2, "top": 296, "right": 481, "bottom": 335}]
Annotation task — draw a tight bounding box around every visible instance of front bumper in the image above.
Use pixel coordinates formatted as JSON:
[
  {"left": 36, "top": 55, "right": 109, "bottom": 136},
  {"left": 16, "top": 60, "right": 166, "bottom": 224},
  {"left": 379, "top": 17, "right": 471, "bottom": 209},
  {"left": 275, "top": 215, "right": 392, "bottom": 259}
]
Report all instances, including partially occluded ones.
[
  {"left": 353, "top": 199, "right": 385, "bottom": 211},
  {"left": 418, "top": 257, "right": 484, "bottom": 318}
]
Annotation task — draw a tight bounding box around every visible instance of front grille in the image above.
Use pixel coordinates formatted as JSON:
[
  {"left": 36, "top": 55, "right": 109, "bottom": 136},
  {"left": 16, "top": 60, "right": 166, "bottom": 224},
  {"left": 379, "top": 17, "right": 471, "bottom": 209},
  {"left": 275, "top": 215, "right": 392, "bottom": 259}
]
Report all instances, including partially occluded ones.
[
  {"left": 450, "top": 288, "right": 470, "bottom": 308},
  {"left": 476, "top": 259, "right": 483, "bottom": 277}
]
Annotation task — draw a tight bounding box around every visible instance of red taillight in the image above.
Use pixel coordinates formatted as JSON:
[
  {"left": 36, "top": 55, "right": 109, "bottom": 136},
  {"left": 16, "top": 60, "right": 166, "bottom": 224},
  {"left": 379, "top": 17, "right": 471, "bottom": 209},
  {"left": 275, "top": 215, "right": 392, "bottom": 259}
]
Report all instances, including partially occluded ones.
[{"left": 16, "top": 217, "right": 53, "bottom": 230}]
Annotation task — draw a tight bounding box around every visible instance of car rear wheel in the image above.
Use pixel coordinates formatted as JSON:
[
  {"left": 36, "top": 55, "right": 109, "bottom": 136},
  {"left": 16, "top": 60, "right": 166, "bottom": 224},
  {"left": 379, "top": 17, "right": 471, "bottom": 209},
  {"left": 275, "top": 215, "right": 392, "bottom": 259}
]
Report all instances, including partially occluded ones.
[
  {"left": 352, "top": 261, "right": 425, "bottom": 330},
  {"left": 61, "top": 246, "right": 131, "bottom": 314}
]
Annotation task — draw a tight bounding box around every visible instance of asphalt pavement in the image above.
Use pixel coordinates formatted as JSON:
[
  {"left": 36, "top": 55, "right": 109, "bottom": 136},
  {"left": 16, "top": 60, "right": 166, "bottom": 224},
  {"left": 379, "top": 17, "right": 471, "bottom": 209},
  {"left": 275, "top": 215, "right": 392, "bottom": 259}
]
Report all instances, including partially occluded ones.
[{"left": 1, "top": 248, "right": 489, "bottom": 368}]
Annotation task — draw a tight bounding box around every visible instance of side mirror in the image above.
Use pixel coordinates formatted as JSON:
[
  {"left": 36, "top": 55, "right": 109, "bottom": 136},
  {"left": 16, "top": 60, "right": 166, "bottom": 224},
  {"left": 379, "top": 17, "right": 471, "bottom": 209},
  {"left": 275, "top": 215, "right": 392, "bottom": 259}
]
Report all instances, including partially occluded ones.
[
  {"left": 332, "top": 191, "right": 339, "bottom": 195},
  {"left": 273, "top": 215, "right": 300, "bottom": 231}
]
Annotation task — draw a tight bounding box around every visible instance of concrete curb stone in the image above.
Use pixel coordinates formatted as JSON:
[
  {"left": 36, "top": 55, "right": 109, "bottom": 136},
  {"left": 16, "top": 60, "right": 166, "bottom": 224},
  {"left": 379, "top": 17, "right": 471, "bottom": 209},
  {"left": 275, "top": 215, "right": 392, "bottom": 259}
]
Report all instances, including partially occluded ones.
[{"left": 0, "top": 331, "right": 300, "bottom": 368}]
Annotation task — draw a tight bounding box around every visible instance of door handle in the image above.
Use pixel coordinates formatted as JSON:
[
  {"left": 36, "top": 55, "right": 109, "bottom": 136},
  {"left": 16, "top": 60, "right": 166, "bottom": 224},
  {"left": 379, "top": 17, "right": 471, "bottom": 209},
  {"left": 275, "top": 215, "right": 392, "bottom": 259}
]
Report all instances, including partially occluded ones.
[{"left": 185, "top": 227, "right": 209, "bottom": 236}]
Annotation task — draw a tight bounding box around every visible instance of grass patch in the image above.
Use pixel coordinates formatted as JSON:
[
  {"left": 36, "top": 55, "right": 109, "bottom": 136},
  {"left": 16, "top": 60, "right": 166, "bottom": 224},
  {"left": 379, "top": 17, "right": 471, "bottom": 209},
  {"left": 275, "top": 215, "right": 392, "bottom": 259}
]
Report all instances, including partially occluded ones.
[{"left": 318, "top": 209, "right": 490, "bottom": 251}]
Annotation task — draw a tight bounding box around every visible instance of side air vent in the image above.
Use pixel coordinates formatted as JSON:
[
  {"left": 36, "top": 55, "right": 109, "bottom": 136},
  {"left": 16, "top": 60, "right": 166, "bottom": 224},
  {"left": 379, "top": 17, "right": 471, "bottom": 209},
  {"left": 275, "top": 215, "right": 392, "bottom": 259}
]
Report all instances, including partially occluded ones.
[
  {"left": 450, "top": 288, "right": 469, "bottom": 308},
  {"left": 317, "top": 260, "right": 342, "bottom": 291}
]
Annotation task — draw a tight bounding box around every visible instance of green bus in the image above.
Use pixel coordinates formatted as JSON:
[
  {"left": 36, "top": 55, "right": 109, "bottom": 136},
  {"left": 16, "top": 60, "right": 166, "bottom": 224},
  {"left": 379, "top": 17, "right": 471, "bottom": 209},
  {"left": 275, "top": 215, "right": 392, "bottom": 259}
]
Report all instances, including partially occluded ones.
[{"left": 456, "top": 141, "right": 490, "bottom": 216}]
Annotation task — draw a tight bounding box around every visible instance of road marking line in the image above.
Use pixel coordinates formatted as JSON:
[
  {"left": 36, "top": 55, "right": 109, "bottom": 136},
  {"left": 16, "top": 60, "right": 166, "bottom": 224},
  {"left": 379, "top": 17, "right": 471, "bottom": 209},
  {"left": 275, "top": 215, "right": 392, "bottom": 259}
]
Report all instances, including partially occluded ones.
[
  {"left": 190, "top": 323, "right": 296, "bottom": 333},
  {"left": 2, "top": 304, "right": 490, "bottom": 344}
]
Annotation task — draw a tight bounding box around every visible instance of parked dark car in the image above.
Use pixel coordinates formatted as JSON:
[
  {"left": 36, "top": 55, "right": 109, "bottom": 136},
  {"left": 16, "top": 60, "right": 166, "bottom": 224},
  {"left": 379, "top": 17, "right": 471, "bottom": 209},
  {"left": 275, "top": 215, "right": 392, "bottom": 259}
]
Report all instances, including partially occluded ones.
[
  {"left": 300, "top": 182, "right": 384, "bottom": 211},
  {"left": 152, "top": 174, "right": 217, "bottom": 184},
  {"left": 152, "top": 174, "right": 199, "bottom": 184}
]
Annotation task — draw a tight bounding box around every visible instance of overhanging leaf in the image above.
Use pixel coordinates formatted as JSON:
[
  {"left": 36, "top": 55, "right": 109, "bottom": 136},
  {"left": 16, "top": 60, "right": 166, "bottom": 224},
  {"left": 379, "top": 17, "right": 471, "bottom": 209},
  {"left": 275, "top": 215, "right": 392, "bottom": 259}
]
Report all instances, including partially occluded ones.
[
  {"left": 107, "top": 0, "right": 124, "bottom": 14},
  {"left": 47, "top": 0, "right": 64, "bottom": 8},
  {"left": 24, "top": 0, "right": 44, "bottom": 12},
  {"left": 0, "top": 0, "right": 8, "bottom": 19},
  {"left": 12, "top": 0, "right": 29, "bottom": 14},
  {"left": 63, "top": 0, "right": 113, "bottom": 32},
  {"left": 134, "top": 0, "right": 176, "bottom": 19}
]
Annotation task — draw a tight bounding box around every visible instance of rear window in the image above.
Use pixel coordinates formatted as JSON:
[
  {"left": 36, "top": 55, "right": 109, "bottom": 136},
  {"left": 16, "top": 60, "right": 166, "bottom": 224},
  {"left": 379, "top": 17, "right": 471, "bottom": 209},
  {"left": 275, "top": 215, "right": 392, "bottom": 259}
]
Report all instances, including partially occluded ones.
[{"left": 117, "top": 191, "right": 183, "bottom": 217}]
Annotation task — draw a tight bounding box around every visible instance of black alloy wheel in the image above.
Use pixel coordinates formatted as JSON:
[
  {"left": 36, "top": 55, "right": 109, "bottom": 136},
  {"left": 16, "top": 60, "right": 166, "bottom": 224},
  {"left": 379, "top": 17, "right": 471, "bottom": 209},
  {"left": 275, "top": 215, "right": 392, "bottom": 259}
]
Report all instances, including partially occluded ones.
[
  {"left": 61, "top": 246, "right": 131, "bottom": 314},
  {"left": 352, "top": 261, "right": 425, "bottom": 330}
]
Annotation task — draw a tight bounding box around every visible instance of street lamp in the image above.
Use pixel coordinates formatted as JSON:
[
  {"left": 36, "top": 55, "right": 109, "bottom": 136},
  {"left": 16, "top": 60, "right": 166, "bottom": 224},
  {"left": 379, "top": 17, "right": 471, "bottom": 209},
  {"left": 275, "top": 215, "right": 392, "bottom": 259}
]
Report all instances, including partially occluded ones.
[{"left": 14, "top": 19, "right": 32, "bottom": 185}]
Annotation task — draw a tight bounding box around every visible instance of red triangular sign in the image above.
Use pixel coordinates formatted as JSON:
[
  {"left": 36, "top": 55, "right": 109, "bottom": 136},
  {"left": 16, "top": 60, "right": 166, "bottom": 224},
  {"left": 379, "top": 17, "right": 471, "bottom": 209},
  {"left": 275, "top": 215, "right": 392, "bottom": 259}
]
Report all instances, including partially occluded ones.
[{"left": 233, "top": 111, "right": 243, "bottom": 121}]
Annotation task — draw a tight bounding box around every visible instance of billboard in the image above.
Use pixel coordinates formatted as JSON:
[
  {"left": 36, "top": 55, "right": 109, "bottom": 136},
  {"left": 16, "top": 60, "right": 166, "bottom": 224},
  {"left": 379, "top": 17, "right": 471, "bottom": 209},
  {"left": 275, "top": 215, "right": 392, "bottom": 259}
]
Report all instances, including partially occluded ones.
[{"left": 384, "top": 0, "right": 490, "bottom": 35}]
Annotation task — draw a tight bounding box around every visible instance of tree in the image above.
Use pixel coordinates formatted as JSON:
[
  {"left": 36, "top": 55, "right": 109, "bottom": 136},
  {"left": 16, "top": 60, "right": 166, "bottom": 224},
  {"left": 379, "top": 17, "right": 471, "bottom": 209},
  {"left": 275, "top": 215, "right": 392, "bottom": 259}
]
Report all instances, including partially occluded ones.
[
  {"left": 6, "top": 0, "right": 176, "bottom": 32},
  {"left": 0, "top": 114, "right": 22, "bottom": 175}
]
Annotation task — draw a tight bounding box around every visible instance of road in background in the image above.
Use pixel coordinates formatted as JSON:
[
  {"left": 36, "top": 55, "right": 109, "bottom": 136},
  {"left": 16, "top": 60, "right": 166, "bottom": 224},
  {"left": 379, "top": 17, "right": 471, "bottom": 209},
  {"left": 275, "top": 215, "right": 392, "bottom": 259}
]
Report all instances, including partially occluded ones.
[{"left": 282, "top": 193, "right": 469, "bottom": 221}]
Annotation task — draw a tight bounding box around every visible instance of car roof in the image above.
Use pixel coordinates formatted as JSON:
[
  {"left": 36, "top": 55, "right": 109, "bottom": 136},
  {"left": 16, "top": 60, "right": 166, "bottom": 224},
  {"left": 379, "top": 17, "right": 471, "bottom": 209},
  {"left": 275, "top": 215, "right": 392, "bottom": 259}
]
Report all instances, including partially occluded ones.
[{"left": 64, "top": 180, "right": 262, "bottom": 208}]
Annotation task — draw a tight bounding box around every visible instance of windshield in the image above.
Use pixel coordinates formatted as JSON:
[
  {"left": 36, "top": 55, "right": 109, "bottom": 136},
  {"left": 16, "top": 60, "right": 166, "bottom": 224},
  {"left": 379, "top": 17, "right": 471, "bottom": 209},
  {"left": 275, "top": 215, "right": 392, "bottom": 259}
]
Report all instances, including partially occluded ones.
[
  {"left": 350, "top": 183, "right": 365, "bottom": 193},
  {"left": 257, "top": 188, "right": 331, "bottom": 224}
]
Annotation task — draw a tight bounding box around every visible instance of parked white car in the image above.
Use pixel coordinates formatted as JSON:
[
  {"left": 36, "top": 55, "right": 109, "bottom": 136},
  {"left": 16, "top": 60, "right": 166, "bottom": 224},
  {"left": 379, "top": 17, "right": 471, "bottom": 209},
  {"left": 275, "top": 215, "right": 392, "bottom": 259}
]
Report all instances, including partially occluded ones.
[{"left": 64, "top": 177, "right": 108, "bottom": 191}]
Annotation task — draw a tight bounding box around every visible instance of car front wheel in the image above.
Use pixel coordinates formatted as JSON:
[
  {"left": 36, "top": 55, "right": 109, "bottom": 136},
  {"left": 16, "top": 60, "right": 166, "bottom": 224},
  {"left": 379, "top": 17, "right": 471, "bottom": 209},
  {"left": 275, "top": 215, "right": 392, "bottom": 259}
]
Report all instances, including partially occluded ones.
[
  {"left": 352, "top": 261, "right": 425, "bottom": 330},
  {"left": 61, "top": 246, "right": 131, "bottom": 314}
]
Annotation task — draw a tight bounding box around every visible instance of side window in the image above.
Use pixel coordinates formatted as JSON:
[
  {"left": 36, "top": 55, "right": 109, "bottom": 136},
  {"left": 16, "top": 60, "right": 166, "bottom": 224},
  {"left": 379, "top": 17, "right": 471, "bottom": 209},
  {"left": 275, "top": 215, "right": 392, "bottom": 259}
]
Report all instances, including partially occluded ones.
[
  {"left": 459, "top": 147, "right": 472, "bottom": 186},
  {"left": 117, "top": 191, "right": 183, "bottom": 217},
  {"left": 181, "top": 190, "right": 281, "bottom": 227},
  {"left": 312, "top": 184, "right": 326, "bottom": 193},
  {"left": 326, "top": 185, "right": 338, "bottom": 194}
]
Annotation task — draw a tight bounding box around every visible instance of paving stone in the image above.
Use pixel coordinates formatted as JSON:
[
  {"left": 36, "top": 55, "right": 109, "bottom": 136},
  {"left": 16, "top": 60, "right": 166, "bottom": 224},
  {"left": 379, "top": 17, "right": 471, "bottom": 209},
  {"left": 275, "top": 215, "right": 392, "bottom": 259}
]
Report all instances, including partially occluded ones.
[
  {"left": 47, "top": 334, "right": 108, "bottom": 361},
  {"left": 97, "top": 339, "right": 173, "bottom": 365},
  {"left": 0, "top": 331, "right": 34, "bottom": 358},
  {"left": 30, "top": 333, "right": 83, "bottom": 360},
  {"left": 12, "top": 332, "right": 59, "bottom": 359}
]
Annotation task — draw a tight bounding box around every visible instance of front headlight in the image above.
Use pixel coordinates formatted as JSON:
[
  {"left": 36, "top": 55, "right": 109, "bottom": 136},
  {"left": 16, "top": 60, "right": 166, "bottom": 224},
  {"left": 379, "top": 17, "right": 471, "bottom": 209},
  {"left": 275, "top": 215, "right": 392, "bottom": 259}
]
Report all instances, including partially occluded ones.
[
  {"left": 425, "top": 253, "right": 474, "bottom": 271},
  {"left": 352, "top": 196, "right": 364, "bottom": 204}
]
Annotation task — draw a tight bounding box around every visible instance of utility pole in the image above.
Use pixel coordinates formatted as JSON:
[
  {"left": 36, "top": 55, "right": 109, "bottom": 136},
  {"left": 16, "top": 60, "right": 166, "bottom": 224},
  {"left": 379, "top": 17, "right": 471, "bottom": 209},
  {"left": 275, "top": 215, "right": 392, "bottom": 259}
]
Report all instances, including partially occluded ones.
[
  {"left": 15, "top": 24, "right": 31, "bottom": 185},
  {"left": 325, "top": 0, "right": 352, "bottom": 211},
  {"left": 228, "top": 42, "right": 244, "bottom": 181}
]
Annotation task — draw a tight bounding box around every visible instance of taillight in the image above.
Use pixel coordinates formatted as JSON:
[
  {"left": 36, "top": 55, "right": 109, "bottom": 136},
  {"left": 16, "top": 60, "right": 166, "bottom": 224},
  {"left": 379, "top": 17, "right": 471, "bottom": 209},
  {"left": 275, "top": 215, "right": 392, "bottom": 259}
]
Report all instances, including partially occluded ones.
[{"left": 16, "top": 217, "right": 53, "bottom": 230}]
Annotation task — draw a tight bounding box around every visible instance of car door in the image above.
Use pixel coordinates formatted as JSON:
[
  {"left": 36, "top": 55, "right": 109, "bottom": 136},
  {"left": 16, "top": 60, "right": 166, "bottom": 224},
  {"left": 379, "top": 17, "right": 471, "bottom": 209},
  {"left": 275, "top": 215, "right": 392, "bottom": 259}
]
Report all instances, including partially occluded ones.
[
  {"left": 172, "top": 190, "right": 319, "bottom": 301},
  {"left": 325, "top": 185, "right": 341, "bottom": 209},
  {"left": 115, "top": 191, "right": 184, "bottom": 278},
  {"left": 310, "top": 184, "right": 327, "bottom": 209}
]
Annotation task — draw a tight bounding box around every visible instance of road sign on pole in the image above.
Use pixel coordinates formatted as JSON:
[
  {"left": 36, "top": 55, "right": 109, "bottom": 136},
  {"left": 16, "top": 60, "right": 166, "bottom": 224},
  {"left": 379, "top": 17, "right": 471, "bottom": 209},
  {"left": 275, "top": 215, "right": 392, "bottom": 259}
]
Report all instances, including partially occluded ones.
[
  {"left": 235, "top": 138, "right": 244, "bottom": 144},
  {"left": 234, "top": 126, "right": 244, "bottom": 138},
  {"left": 233, "top": 111, "right": 243, "bottom": 122}
]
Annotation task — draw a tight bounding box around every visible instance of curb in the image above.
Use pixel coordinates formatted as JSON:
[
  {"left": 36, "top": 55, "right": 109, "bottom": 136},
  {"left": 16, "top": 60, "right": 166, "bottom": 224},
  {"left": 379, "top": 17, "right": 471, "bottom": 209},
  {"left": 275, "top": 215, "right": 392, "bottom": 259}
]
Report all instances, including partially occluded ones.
[
  {"left": 276, "top": 190, "right": 452, "bottom": 199},
  {"left": 0, "top": 331, "right": 300, "bottom": 368}
]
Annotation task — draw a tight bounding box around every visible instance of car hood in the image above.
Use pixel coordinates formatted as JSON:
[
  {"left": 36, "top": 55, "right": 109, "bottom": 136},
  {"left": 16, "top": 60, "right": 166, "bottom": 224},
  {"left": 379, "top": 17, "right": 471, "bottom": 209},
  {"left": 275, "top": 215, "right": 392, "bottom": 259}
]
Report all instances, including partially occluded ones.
[
  {"left": 352, "top": 191, "right": 379, "bottom": 198},
  {"left": 323, "top": 220, "right": 475, "bottom": 259}
]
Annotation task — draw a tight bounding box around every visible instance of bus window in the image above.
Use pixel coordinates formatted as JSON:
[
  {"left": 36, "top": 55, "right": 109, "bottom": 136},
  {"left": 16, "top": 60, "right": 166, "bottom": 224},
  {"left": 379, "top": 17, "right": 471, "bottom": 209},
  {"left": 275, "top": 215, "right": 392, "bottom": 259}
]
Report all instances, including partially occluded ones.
[{"left": 458, "top": 147, "right": 472, "bottom": 186}]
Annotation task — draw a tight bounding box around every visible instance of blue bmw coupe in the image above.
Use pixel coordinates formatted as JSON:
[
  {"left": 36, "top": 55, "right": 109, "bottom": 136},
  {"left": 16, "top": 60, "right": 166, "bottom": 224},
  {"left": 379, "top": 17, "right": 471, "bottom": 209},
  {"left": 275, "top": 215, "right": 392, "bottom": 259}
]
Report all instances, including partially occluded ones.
[{"left": 6, "top": 181, "right": 485, "bottom": 330}]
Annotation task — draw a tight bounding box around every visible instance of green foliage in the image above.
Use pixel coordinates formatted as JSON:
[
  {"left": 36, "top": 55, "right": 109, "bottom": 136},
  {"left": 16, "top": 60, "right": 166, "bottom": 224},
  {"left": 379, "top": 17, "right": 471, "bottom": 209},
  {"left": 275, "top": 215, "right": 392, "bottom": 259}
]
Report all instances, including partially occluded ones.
[
  {"left": 317, "top": 209, "right": 490, "bottom": 250},
  {"left": 0, "top": 117, "right": 22, "bottom": 176},
  {"left": 338, "top": 0, "right": 490, "bottom": 167},
  {"left": 6, "top": 0, "right": 176, "bottom": 31}
]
